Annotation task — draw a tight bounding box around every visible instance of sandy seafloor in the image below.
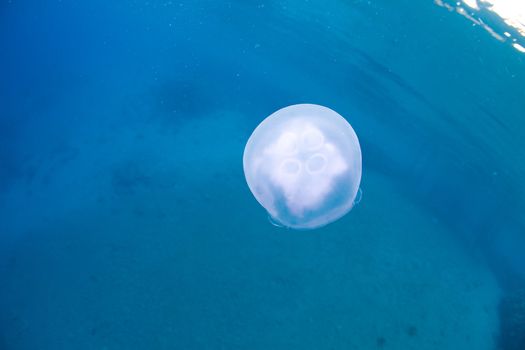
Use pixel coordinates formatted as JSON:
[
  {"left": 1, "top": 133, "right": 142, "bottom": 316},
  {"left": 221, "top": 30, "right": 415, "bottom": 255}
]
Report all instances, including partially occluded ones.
[
  {"left": 1, "top": 1, "right": 524, "bottom": 349},
  {"left": 0, "top": 111, "right": 501, "bottom": 349}
]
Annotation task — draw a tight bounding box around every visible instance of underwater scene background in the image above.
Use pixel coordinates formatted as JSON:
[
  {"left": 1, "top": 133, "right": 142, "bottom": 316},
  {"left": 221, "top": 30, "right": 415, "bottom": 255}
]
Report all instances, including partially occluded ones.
[{"left": 1, "top": 1, "right": 524, "bottom": 349}]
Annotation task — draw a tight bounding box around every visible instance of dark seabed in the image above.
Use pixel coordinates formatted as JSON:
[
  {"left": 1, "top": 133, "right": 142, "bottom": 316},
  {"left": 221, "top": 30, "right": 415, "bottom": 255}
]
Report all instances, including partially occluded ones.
[{"left": 1, "top": 1, "right": 524, "bottom": 349}]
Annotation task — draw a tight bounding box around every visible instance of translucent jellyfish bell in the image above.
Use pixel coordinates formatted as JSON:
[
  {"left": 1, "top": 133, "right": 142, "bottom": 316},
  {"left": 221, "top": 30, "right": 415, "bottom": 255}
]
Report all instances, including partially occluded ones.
[{"left": 243, "top": 104, "right": 362, "bottom": 230}]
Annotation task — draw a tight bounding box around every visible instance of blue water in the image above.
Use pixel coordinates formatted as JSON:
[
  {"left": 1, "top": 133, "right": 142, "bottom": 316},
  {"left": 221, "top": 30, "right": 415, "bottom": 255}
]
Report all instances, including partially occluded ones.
[{"left": 1, "top": 1, "right": 524, "bottom": 349}]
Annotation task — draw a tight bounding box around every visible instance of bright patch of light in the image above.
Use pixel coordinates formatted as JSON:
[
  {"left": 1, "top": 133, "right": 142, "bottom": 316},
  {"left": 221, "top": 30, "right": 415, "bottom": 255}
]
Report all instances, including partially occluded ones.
[
  {"left": 512, "top": 43, "right": 525, "bottom": 52},
  {"left": 484, "top": 0, "right": 525, "bottom": 37},
  {"left": 435, "top": 0, "right": 525, "bottom": 53},
  {"left": 463, "top": 0, "right": 479, "bottom": 10}
]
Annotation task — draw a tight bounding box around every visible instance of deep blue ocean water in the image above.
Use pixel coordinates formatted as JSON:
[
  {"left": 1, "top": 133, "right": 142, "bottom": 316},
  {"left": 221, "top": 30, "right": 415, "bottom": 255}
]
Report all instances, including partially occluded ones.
[{"left": 1, "top": 1, "right": 524, "bottom": 349}]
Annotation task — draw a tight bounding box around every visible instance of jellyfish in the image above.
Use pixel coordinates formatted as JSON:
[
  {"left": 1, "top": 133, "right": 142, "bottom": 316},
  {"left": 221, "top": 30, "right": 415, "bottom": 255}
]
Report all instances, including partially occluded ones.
[{"left": 243, "top": 104, "right": 362, "bottom": 230}]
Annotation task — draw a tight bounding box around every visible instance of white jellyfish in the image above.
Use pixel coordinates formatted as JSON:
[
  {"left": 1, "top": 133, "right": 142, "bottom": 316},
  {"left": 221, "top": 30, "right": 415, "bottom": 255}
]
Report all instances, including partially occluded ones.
[{"left": 243, "top": 104, "right": 362, "bottom": 230}]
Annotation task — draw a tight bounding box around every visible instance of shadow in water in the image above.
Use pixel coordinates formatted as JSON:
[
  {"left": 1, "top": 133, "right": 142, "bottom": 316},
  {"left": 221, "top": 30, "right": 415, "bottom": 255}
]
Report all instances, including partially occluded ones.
[
  {"left": 498, "top": 283, "right": 525, "bottom": 350},
  {"left": 111, "top": 161, "right": 152, "bottom": 197},
  {"left": 0, "top": 119, "right": 23, "bottom": 195}
]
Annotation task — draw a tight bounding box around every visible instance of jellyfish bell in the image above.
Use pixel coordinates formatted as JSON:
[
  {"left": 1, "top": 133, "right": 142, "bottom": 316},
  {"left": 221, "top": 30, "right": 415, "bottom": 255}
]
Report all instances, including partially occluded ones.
[{"left": 243, "top": 103, "right": 362, "bottom": 230}]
